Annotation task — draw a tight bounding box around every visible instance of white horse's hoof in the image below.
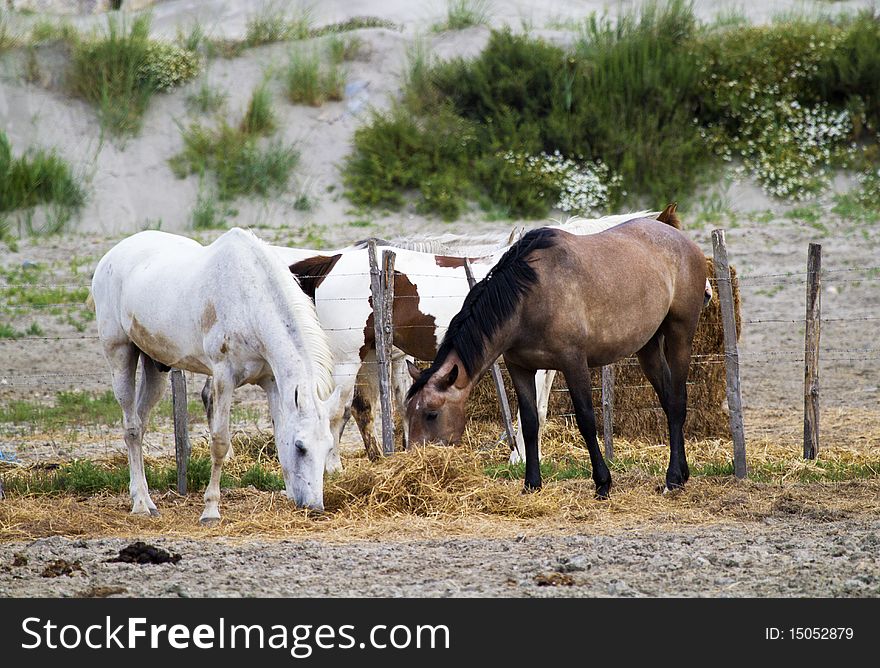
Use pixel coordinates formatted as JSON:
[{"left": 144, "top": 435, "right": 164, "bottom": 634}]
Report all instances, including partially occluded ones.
[
  {"left": 199, "top": 515, "right": 220, "bottom": 526},
  {"left": 131, "top": 501, "right": 159, "bottom": 517},
  {"left": 508, "top": 450, "right": 523, "bottom": 465}
]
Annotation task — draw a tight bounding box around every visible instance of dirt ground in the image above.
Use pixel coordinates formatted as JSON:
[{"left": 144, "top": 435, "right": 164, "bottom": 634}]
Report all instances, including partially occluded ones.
[
  {"left": 2, "top": 518, "right": 878, "bottom": 597},
  {"left": 1, "top": 0, "right": 879, "bottom": 597}
]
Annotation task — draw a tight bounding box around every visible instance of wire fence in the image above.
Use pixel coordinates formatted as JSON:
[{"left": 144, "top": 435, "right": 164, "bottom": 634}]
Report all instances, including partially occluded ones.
[{"left": 1, "top": 263, "right": 878, "bottom": 419}]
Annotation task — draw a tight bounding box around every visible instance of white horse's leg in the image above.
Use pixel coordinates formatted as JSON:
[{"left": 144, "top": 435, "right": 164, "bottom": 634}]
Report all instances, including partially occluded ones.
[
  {"left": 536, "top": 369, "right": 556, "bottom": 455},
  {"left": 326, "top": 374, "right": 356, "bottom": 472},
  {"left": 391, "top": 351, "right": 413, "bottom": 450},
  {"left": 511, "top": 370, "right": 555, "bottom": 464},
  {"left": 106, "top": 341, "right": 155, "bottom": 516},
  {"left": 134, "top": 354, "right": 168, "bottom": 512},
  {"left": 200, "top": 369, "right": 233, "bottom": 525}
]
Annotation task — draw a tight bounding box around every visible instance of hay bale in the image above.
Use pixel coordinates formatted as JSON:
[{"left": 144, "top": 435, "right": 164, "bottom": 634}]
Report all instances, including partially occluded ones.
[
  {"left": 467, "top": 257, "right": 741, "bottom": 441},
  {"left": 323, "top": 446, "right": 555, "bottom": 518}
]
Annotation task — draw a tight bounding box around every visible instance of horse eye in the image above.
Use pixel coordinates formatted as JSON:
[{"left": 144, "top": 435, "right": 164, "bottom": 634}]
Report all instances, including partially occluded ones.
[{"left": 425, "top": 411, "right": 439, "bottom": 422}]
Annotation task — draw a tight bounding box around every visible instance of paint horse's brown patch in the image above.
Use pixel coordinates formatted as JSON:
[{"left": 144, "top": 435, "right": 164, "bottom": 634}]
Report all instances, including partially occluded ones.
[
  {"left": 289, "top": 254, "right": 343, "bottom": 301},
  {"left": 434, "top": 255, "right": 470, "bottom": 269},
  {"left": 359, "top": 271, "right": 438, "bottom": 363}
]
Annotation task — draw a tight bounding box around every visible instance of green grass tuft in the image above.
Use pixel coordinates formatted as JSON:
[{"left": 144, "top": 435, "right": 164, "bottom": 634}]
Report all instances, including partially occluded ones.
[
  {"left": 438, "top": 0, "right": 493, "bottom": 31},
  {"left": 245, "top": 2, "right": 313, "bottom": 47},
  {"left": 240, "top": 82, "right": 277, "bottom": 135},
  {"left": 284, "top": 48, "right": 347, "bottom": 106},
  {"left": 186, "top": 79, "right": 228, "bottom": 114}
]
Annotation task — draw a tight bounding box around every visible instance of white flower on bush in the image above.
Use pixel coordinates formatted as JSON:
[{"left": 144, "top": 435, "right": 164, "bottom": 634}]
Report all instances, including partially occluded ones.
[
  {"left": 500, "top": 150, "right": 623, "bottom": 213},
  {"left": 139, "top": 42, "right": 201, "bottom": 91}
]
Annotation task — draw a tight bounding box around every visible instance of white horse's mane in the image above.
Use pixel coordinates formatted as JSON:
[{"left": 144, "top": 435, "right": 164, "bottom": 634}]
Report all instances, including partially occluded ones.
[{"left": 236, "top": 228, "right": 335, "bottom": 400}]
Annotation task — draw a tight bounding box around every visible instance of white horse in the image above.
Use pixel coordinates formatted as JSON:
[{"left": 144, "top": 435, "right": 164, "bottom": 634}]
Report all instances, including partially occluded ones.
[{"left": 91, "top": 228, "right": 340, "bottom": 521}]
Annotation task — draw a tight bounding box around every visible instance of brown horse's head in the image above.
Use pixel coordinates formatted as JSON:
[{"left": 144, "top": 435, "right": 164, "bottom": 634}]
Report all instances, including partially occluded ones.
[{"left": 405, "top": 358, "right": 469, "bottom": 446}]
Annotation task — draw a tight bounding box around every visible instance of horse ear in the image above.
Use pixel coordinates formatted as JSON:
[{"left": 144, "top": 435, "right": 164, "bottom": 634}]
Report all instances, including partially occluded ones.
[
  {"left": 323, "top": 384, "right": 343, "bottom": 410},
  {"left": 441, "top": 363, "right": 459, "bottom": 388},
  {"left": 406, "top": 359, "right": 422, "bottom": 381},
  {"left": 657, "top": 203, "right": 681, "bottom": 229}
]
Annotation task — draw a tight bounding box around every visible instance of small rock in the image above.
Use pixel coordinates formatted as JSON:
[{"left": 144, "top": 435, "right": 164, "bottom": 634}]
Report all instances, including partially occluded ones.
[
  {"left": 75, "top": 585, "right": 127, "bottom": 598},
  {"left": 12, "top": 554, "right": 27, "bottom": 568},
  {"left": 41, "top": 559, "right": 84, "bottom": 578},
  {"left": 535, "top": 572, "right": 575, "bottom": 587},
  {"left": 556, "top": 556, "right": 591, "bottom": 573}
]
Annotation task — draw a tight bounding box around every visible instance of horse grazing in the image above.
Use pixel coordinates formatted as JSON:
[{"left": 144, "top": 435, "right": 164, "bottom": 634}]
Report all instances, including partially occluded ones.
[
  {"left": 405, "top": 217, "right": 708, "bottom": 496},
  {"left": 91, "top": 228, "right": 339, "bottom": 521}
]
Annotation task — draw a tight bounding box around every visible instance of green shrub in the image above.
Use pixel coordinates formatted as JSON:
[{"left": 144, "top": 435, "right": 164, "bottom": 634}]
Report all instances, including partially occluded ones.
[
  {"left": 695, "top": 17, "right": 862, "bottom": 198},
  {"left": 139, "top": 41, "right": 201, "bottom": 91},
  {"left": 69, "top": 15, "right": 200, "bottom": 135},
  {"left": 171, "top": 121, "right": 299, "bottom": 200},
  {"left": 818, "top": 11, "right": 880, "bottom": 135},
  {"left": 344, "top": 1, "right": 880, "bottom": 219},
  {"left": 344, "top": 105, "right": 479, "bottom": 213},
  {"left": 0, "top": 130, "right": 85, "bottom": 224}
]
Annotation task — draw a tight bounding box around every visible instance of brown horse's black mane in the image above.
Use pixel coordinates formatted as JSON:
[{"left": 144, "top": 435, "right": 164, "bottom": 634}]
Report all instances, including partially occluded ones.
[{"left": 407, "top": 227, "right": 559, "bottom": 398}]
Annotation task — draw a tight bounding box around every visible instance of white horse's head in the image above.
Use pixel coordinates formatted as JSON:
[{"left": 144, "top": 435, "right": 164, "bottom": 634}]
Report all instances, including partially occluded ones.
[{"left": 277, "top": 385, "right": 342, "bottom": 512}]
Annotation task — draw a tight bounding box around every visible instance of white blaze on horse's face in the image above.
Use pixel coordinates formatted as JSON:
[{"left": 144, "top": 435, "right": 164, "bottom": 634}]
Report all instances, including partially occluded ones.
[{"left": 277, "top": 386, "right": 340, "bottom": 511}]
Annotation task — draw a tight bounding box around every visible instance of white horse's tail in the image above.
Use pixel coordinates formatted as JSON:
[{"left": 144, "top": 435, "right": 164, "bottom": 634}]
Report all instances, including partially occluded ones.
[{"left": 85, "top": 290, "right": 95, "bottom": 312}]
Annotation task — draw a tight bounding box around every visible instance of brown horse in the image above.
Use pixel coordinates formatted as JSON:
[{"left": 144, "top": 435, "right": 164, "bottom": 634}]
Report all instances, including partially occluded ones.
[{"left": 404, "top": 215, "right": 708, "bottom": 497}]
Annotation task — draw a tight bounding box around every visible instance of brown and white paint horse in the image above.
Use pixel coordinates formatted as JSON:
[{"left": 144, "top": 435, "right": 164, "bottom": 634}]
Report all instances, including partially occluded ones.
[{"left": 405, "top": 216, "right": 708, "bottom": 497}]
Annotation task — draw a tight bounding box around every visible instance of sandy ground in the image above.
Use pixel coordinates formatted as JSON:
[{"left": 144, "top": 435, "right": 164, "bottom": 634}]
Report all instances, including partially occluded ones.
[
  {"left": 2, "top": 518, "right": 878, "bottom": 597},
  {"left": 1, "top": 0, "right": 879, "bottom": 597}
]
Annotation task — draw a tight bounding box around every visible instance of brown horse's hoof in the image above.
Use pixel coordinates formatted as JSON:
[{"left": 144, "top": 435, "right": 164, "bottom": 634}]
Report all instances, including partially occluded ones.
[{"left": 521, "top": 484, "right": 542, "bottom": 495}]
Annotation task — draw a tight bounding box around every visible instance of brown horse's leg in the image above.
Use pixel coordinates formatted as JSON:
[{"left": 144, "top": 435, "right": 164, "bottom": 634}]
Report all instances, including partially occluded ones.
[
  {"left": 506, "top": 362, "right": 541, "bottom": 491},
  {"left": 636, "top": 329, "right": 691, "bottom": 489},
  {"left": 562, "top": 365, "right": 612, "bottom": 499}
]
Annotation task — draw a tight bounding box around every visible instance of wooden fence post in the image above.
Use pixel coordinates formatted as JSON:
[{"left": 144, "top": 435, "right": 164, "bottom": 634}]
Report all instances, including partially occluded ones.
[
  {"left": 803, "top": 243, "right": 822, "bottom": 459},
  {"left": 711, "top": 229, "right": 747, "bottom": 479},
  {"left": 170, "top": 369, "right": 190, "bottom": 495},
  {"left": 367, "top": 240, "right": 396, "bottom": 456},
  {"left": 463, "top": 259, "right": 517, "bottom": 453},
  {"left": 601, "top": 365, "right": 614, "bottom": 460}
]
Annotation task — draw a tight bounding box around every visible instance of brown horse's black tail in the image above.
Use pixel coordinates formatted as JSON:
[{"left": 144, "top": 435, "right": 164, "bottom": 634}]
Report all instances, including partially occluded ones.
[{"left": 656, "top": 202, "right": 681, "bottom": 229}]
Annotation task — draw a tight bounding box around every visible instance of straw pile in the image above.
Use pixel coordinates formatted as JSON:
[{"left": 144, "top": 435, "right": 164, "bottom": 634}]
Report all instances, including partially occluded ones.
[
  {"left": 2, "top": 425, "right": 878, "bottom": 543},
  {"left": 468, "top": 257, "right": 740, "bottom": 441}
]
